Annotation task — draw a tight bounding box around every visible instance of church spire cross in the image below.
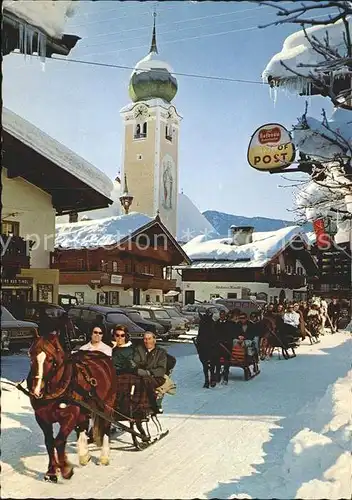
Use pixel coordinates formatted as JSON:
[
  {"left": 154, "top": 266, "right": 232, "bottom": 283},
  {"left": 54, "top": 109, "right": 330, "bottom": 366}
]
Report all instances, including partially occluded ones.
[{"left": 150, "top": 11, "right": 158, "bottom": 54}]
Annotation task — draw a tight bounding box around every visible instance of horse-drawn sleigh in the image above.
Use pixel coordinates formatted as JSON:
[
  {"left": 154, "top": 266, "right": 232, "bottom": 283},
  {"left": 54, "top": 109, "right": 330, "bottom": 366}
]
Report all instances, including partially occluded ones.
[
  {"left": 193, "top": 336, "right": 260, "bottom": 383},
  {"left": 219, "top": 338, "right": 260, "bottom": 381},
  {"left": 259, "top": 317, "right": 301, "bottom": 360},
  {"left": 7, "top": 324, "right": 173, "bottom": 483}
]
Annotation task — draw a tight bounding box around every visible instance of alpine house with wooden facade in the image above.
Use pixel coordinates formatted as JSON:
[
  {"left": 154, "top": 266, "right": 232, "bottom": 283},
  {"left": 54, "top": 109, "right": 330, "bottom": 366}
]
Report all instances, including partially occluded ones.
[
  {"left": 176, "top": 225, "right": 318, "bottom": 305},
  {"left": 2, "top": 107, "right": 113, "bottom": 316},
  {"left": 53, "top": 213, "right": 190, "bottom": 306}
]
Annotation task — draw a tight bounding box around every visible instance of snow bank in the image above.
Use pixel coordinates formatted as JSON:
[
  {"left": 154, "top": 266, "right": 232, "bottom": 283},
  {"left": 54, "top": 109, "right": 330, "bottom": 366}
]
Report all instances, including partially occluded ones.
[
  {"left": 265, "top": 370, "right": 352, "bottom": 500},
  {"left": 55, "top": 212, "right": 153, "bottom": 249},
  {"left": 181, "top": 225, "right": 307, "bottom": 268},
  {"left": 3, "top": 107, "right": 113, "bottom": 199},
  {"left": 262, "top": 18, "right": 352, "bottom": 91},
  {"left": 3, "top": 0, "right": 77, "bottom": 39}
]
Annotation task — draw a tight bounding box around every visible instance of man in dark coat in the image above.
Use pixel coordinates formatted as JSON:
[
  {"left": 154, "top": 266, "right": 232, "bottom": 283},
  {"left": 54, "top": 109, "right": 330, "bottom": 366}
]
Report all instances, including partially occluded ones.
[
  {"left": 133, "top": 331, "right": 167, "bottom": 413},
  {"left": 196, "top": 309, "right": 217, "bottom": 388},
  {"left": 235, "top": 312, "right": 258, "bottom": 341},
  {"left": 214, "top": 310, "right": 233, "bottom": 384}
]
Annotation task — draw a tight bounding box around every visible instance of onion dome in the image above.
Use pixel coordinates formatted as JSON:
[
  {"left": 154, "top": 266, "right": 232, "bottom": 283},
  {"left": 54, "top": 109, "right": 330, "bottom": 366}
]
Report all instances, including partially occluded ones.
[{"left": 128, "top": 14, "right": 178, "bottom": 103}]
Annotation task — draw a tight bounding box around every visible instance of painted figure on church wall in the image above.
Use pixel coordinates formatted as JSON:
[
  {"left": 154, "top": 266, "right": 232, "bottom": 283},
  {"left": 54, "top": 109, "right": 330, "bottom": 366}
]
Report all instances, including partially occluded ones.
[{"left": 161, "top": 155, "right": 175, "bottom": 211}]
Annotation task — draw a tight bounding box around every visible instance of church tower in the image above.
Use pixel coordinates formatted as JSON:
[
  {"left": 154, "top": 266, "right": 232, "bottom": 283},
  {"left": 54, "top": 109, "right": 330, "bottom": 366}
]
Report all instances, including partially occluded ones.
[{"left": 120, "top": 14, "right": 181, "bottom": 237}]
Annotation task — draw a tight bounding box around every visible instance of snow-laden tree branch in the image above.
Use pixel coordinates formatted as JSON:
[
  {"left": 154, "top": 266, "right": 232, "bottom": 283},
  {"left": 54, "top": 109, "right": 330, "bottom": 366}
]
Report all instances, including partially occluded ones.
[{"left": 238, "top": 0, "right": 352, "bottom": 241}]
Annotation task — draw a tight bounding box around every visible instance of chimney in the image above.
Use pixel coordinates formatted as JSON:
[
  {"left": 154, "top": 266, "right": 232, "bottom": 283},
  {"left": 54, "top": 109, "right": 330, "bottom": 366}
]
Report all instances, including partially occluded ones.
[
  {"left": 69, "top": 211, "right": 78, "bottom": 223},
  {"left": 230, "top": 226, "right": 254, "bottom": 245}
]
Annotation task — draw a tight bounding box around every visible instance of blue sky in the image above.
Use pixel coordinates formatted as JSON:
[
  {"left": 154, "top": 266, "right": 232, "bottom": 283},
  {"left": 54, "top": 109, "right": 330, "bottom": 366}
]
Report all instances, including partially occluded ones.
[{"left": 3, "top": 0, "right": 333, "bottom": 220}]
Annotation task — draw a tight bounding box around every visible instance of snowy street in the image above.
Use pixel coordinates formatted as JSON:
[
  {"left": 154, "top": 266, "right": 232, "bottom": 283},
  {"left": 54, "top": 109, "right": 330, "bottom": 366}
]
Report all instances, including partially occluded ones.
[{"left": 1, "top": 332, "right": 351, "bottom": 499}]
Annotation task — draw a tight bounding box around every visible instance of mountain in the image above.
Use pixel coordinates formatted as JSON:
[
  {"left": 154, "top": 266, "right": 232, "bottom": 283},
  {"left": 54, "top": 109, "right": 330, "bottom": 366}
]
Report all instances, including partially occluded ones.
[{"left": 202, "top": 210, "right": 311, "bottom": 236}]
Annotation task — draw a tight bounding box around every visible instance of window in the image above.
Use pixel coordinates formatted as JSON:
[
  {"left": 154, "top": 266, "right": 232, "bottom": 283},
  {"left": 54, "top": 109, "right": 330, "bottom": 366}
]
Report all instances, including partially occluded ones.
[
  {"left": 82, "top": 309, "right": 101, "bottom": 322},
  {"left": 109, "top": 291, "right": 119, "bottom": 305},
  {"left": 138, "top": 310, "right": 152, "bottom": 320},
  {"left": 156, "top": 295, "right": 160, "bottom": 303},
  {"left": 145, "top": 294, "right": 151, "bottom": 302},
  {"left": 101, "top": 260, "right": 108, "bottom": 272},
  {"left": 154, "top": 309, "right": 169, "bottom": 319},
  {"left": 37, "top": 284, "right": 53, "bottom": 303},
  {"left": 134, "top": 122, "right": 147, "bottom": 139},
  {"left": 165, "top": 267, "right": 172, "bottom": 280},
  {"left": 75, "top": 292, "right": 84, "bottom": 304},
  {"left": 227, "top": 293, "right": 237, "bottom": 299},
  {"left": 165, "top": 124, "right": 172, "bottom": 142},
  {"left": 77, "top": 259, "right": 84, "bottom": 270},
  {"left": 1, "top": 220, "right": 20, "bottom": 236},
  {"left": 68, "top": 308, "right": 81, "bottom": 320},
  {"left": 96, "top": 292, "right": 108, "bottom": 305},
  {"left": 112, "top": 261, "right": 118, "bottom": 273}
]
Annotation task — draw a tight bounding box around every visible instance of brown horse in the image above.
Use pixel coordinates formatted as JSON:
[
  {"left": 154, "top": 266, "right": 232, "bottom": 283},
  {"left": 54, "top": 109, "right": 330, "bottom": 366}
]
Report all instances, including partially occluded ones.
[{"left": 27, "top": 332, "right": 117, "bottom": 482}]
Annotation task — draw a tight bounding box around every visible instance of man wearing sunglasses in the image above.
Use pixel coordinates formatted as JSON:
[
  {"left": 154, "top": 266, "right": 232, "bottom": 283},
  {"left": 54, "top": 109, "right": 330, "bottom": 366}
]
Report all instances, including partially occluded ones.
[{"left": 79, "top": 325, "right": 112, "bottom": 357}]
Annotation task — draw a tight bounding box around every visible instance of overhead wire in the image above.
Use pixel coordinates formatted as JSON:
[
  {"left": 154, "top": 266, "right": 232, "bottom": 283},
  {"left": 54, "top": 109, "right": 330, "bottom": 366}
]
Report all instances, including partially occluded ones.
[
  {"left": 78, "top": 11, "right": 274, "bottom": 51},
  {"left": 69, "top": 1, "right": 179, "bottom": 28},
  {"left": 12, "top": 51, "right": 265, "bottom": 85},
  {"left": 77, "top": 3, "right": 286, "bottom": 43},
  {"left": 80, "top": 9, "right": 337, "bottom": 59}
]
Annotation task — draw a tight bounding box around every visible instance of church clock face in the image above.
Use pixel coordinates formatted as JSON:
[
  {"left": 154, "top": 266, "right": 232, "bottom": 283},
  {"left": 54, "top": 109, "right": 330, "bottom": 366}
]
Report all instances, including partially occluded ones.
[
  {"left": 166, "top": 106, "right": 175, "bottom": 119},
  {"left": 133, "top": 104, "right": 148, "bottom": 119}
]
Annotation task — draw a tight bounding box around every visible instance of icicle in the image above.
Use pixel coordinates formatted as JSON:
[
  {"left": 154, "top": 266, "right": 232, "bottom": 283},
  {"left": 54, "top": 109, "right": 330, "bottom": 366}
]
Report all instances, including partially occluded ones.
[
  {"left": 19, "top": 23, "right": 24, "bottom": 55},
  {"left": 38, "top": 32, "right": 47, "bottom": 71},
  {"left": 27, "top": 26, "right": 34, "bottom": 59}
]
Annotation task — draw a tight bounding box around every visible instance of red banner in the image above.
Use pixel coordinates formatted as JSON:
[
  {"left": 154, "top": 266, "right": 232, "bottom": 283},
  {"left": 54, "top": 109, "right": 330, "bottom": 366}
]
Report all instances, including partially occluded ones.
[{"left": 313, "top": 219, "right": 332, "bottom": 249}]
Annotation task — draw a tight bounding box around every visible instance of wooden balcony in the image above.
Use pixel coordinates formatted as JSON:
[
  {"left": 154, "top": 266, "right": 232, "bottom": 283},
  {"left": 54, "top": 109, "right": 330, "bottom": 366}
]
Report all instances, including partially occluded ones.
[
  {"left": 1, "top": 234, "right": 30, "bottom": 271},
  {"left": 260, "top": 271, "right": 306, "bottom": 289},
  {"left": 59, "top": 271, "right": 176, "bottom": 292}
]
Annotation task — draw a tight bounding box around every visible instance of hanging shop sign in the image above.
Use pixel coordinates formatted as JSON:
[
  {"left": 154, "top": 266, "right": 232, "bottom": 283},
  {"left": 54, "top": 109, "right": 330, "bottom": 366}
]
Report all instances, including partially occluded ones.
[{"left": 247, "top": 123, "right": 296, "bottom": 171}]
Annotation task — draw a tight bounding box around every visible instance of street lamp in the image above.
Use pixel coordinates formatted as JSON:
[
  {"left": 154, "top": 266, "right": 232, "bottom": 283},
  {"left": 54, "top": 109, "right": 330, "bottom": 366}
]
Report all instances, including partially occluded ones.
[{"left": 119, "top": 174, "right": 134, "bottom": 215}]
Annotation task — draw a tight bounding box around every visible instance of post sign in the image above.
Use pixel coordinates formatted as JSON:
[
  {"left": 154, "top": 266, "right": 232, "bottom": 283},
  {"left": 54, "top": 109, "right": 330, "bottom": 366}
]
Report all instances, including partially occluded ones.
[{"left": 248, "top": 123, "right": 295, "bottom": 171}]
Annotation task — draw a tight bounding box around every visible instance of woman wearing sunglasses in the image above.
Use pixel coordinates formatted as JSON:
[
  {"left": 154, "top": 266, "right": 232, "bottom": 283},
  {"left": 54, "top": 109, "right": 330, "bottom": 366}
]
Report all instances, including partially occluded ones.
[{"left": 111, "top": 325, "right": 136, "bottom": 375}]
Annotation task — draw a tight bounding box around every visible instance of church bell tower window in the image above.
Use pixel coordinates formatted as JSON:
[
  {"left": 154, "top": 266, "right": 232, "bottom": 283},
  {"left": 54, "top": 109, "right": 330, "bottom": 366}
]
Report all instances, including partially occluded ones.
[
  {"left": 165, "top": 124, "right": 173, "bottom": 142},
  {"left": 134, "top": 122, "right": 147, "bottom": 140}
]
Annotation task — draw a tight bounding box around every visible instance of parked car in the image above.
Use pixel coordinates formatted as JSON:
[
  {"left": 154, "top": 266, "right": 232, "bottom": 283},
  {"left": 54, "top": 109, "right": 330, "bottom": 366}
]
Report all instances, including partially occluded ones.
[
  {"left": 163, "top": 305, "right": 192, "bottom": 330},
  {"left": 106, "top": 307, "right": 167, "bottom": 340},
  {"left": 212, "top": 298, "right": 266, "bottom": 315},
  {"left": 132, "top": 305, "right": 187, "bottom": 339},
  {"left": 181, "top": 303, "right": 229, "bottom": 323},
  {"left": 67, "top": 305, "right": 145, "bottom": 343},
  {"left": 22, "top": 302, "right": 85, "bottom": 348},
  {"left": 1, "top": 305, "right": 38, "bottom": 353},
  {"left": 22, "top": 302, "right": 66, "bottom": 322}
]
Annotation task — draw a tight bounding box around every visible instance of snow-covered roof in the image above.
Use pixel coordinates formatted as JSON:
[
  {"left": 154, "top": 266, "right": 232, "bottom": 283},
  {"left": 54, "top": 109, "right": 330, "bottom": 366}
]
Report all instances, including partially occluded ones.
[
  {"left": 55, "top": 213, "right": 153, "bottom": 249},
  {"left": 56, "top": 184, "right": 217, "bottom": 243},
  {"left": 3, "top": 107, "right": 113, "bottom": 199},
  {"left": 263, "top": 18, "right": 352, "bottom": 92},
  {"left": 3, "top": 0, "right": 77, "bottom": 39},
  {"left": 134, "top": 51, "right": 174, "bottom": 74},
  {"left": 179, "top": 226, "right": 308, "bottom": 269},
  {"left": 306, "top": 231, "right": 317, "bottom": 246},
  {"left": 177, "top": 193, "right": 218, "bottom": 242}
]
